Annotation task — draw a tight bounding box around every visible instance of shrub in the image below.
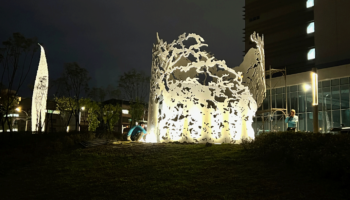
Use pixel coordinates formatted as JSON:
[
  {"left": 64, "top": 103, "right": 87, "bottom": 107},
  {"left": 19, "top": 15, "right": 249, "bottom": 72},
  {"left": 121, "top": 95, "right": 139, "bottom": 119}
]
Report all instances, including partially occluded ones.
[{"left": 242, "top": 132, "right": 350, "bottom": 182}]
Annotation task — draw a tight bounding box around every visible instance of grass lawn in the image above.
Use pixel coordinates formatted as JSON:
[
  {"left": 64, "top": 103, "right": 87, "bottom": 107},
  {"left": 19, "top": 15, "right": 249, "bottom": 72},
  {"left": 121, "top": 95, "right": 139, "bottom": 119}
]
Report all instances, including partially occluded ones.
[{"left": 1, "top": 142, "right": 348, "bottom": 200}]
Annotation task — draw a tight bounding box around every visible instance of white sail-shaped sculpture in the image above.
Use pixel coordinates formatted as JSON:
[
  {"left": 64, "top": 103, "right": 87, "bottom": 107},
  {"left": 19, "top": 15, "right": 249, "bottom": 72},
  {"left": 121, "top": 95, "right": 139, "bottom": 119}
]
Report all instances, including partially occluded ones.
[{"left": 31, "top": 44, "right": 49, "bottom": 132}]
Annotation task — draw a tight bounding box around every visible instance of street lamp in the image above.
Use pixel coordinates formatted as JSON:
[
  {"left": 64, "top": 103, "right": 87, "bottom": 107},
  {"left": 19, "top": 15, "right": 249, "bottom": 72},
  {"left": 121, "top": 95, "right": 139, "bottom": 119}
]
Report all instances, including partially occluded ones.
[
  {"left": 79, "top": 106, "right": 85, "bottom": 131},
  {"left": 303, "top": 84, "right": 311, "bottom": 92},
  {"left": 16, "top": 107, "right": 29, "bottom": 131},
  {"left": 311, "top": 68, "right": 319, "bottom": 132}
]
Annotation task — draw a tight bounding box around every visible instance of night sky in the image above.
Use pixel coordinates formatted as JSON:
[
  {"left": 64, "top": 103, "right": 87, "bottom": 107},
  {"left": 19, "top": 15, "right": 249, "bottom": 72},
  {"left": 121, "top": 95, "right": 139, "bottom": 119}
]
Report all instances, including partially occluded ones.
[{"left": 1, "top": 0, "right": 245, "bottom": 97}]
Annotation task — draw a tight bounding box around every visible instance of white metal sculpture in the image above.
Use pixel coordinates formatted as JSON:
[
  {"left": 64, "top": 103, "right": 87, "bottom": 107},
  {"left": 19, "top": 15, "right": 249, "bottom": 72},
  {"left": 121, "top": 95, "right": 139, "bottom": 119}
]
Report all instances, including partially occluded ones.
[
  {"left": 147, "top": 32, "right": 265, "bottom": 143},
  {"left": 31, "top": 44, "right": 49, "bottom": 132}
]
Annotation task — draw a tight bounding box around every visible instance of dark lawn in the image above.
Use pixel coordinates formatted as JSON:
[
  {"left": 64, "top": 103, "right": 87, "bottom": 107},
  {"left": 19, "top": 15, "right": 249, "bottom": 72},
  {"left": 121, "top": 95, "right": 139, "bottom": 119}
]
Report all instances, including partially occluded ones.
[{"left": 0, "top": 142, "right": 348, "bottom": 200}]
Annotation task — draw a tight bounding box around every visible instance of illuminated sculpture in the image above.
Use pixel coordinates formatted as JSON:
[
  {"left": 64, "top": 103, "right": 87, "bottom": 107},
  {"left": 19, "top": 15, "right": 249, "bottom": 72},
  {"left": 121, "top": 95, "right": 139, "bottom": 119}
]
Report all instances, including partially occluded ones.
[
  {"left": 31, "top": 44, "right": 49, "bottom": 132},
  {"left": 147, "top": 32, "right": 265, "bottom": 143}
]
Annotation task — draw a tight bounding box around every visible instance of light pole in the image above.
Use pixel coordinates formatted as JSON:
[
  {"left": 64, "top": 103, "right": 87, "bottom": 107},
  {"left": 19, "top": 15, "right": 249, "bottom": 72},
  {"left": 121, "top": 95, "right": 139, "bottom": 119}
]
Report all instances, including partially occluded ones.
[
  {"left": 15, "top": 107, "right": 29, "bottom": 132},
  {"left": 79, "top": 106, "right": 85, "bottom": 131},
  {"left": 324, "top": 94, "right": 330, "bottom": 132},
  {"left": 311, "top": 68, "right": 319, "bottom": 133}
]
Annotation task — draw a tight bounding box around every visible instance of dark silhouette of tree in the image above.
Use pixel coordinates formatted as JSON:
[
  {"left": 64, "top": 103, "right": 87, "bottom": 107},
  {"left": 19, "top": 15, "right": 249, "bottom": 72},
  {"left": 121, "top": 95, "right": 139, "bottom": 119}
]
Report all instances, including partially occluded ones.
[
  {"left": 117, "top": 69, "right": 149, "bottom": 126},
  {"left": 0, "top": 33, "right": 39, "bottom": 132},
  {"left": 117, "top": 69, "right": 150, "bottom": 103},
  {"left": 56, "top": 62, "right": 90, "bottom": 131}
]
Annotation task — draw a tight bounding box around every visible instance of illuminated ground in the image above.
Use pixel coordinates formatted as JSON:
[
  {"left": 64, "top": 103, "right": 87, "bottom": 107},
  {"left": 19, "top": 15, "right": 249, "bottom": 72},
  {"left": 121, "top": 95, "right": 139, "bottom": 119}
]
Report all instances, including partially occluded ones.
[{"left": 1, "top": 142, "right": 348, "bottom": 200}]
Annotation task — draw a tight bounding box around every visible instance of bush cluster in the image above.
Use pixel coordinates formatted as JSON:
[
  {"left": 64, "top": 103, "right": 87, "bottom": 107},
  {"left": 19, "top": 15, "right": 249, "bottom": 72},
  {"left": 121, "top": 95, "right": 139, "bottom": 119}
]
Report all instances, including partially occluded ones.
[
  {"left": 0, "top": 131, "right": 96, "bottom": 154},
  {"left": 242, "top": 132, "right": 350, "bottom": 182}
]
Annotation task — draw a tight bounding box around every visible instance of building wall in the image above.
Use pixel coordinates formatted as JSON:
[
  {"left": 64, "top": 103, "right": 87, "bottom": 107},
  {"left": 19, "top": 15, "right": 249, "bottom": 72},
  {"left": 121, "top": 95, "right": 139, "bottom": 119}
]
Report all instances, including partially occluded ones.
[
  {"left": 244, "top": 0, "right": 315, "bottom": 74},
  {"left": 255, "top": 64, "right": 350, "bottom": 133},
  {"left": 314, "top": 0, "right": 350, "bottom": 66}
]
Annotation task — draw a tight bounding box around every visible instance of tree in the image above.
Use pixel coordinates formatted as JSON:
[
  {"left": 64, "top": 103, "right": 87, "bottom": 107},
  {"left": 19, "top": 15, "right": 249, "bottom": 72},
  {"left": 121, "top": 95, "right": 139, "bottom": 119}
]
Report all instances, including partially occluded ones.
[
  {"left": 0, "top": 33, "right": 39, "bottom": 132},
  {"left": 56, "top": 62, "right": 90, "bottom": 131},
  {"left": 54, "top": 96, "right": 76, "bottom": 130},
  {"left": 118, "top": 69, "right": 149, "bottom": 126},
  {"left": 129, "top": 98, "right": 145, "bottom": 126},
  {"left": 117, "top": 69, "right": 150, "bottom": 103},
  {"left": 102, "top": 104, "right": 121, "bottom": 132},
  {"left": 88, "top": 84, "right": 120, "bottom": 102},
  {"left": 79, "top": 98, "right": 100, "bottom": 132}
]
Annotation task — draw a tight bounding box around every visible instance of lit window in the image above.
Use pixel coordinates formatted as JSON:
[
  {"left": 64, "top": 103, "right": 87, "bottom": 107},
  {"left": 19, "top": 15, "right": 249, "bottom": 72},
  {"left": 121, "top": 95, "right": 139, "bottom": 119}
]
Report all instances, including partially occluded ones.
[
  {"left": 308, "top": 48, "right": 315, "bottom": 60},
  {"left": 307, "top": 22, "right": 314, "bottom": 34},
  {"left": 307, "top": 0, "right": 314, "bottom": 8},
  {"left": 122, "top": 109, "right": 129, "bottom": 114}
]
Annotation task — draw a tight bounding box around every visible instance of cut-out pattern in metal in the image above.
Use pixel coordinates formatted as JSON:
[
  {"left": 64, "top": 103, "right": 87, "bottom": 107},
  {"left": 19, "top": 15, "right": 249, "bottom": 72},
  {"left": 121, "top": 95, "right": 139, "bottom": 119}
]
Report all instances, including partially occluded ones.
[
  {"left": 31, "top": 44, "right": 49, "bottom": 132},
  {"left": 146, "top": 32, "right": 265, "bottom": 143}
]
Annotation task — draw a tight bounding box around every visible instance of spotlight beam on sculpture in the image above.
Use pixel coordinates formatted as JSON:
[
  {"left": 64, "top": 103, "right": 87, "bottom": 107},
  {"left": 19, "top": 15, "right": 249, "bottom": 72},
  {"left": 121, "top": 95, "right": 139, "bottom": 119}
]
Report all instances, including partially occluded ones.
[
  {"left": 31, "top": 44, "right": 49, "bottom": 132},
  {"left": 146, "top": 32, "right": 265, "bottom": 143}
]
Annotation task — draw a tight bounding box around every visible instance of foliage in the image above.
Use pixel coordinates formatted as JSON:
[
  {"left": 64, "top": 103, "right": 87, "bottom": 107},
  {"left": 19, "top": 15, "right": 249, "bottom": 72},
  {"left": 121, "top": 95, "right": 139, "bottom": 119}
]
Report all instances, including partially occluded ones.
[
  {"left": 102, "top": 104, "right": 121, "bottom": 132},
  {"left": 117, "top": 69, "right": 150, "bottom": 103},
  {"left": 54, "top": 96, "right": 76, "bottom": 128},
  {"left": 129, "top": 98, "right": 145, "bottom": 126},
  {"left": 80, "top": 98, "right": 100, "bottom": 132},
  {"left": 0, "top": 33, "right": 39, "bottom": 132},
  {"left": 88, "top": 87, "right": 106, "bottom": 102},
  {"left": 55, "top": 62, "right": 91, "bottom": 130},
  {"left": 242, "top": 131, "right": 350, "bottom": 182},
  {"left": 88, "top": 84, "right": 120, "bottom": 102}
]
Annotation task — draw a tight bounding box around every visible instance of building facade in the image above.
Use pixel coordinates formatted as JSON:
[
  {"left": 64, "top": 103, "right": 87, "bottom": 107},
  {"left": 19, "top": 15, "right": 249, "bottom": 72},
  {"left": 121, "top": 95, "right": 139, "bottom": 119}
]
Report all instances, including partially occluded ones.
[{"left": 244, "top": 0, "right": 350, "bottom": 133}]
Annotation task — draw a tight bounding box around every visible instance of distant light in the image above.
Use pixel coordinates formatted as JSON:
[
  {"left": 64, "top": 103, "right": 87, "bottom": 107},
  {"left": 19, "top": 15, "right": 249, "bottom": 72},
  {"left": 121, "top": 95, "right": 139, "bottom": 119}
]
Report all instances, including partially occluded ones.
[
  {"left": 307, "top": 0, "right": 314, "bottom": 8},
  {"left": 122, "top": 109, "right": 129, "bottom": 114},
  {"left": 307, "top": 22, "right": 314, "bottom": 34},
  {"left": 15, "top": 107, "right": 21, "bottom": 112},
  {"left": 308, "top": 48, "right": 315, "bottom": 60},
  {"left": 303, "top": 84, "right": 311, "bottom": 91},
  {"left": 81, "top": 106, "right": 85, "bottom": 111}
]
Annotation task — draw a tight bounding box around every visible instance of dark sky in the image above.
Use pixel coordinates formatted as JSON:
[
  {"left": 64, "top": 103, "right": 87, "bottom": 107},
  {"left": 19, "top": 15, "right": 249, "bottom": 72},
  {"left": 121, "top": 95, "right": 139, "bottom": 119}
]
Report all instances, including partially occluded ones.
[{"left": 1, "top": 0, "right": 245, "bottom": 97}]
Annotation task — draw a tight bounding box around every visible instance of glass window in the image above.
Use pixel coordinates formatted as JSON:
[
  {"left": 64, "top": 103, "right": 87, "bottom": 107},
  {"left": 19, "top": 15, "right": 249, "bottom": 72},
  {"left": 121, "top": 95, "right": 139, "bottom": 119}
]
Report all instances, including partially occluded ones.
[
  {"left": 299, "top": 92, "right": 305, "bottom": 112},
  {"left": 322, "top": 80, "right": 330, "bottom": 87},
  {"left": 298, "top": 113, "right": 305, "bottom": 131},
  {"left": 332, "top": 110, "right": 341, "bottom": 128},
  {"left": 307, "top": 0, "right": 314, "bottom": 8},
  {"left": 298, "top": 84, "right": 304, "bottom": 92},
  {"left": 276, "top": 88, "right": 283, "bottom": 94},
  {"left": 340, "top": 77, "right": 349, "bottom": 85},
  {"left": 325, "top": 111, "right": 332, "bottom": 132},
  {"left": 286, "top": 92, "right": 290, "bottom": 111},
  {"left": 323, "top": 87, "right": 331, "bottom": 110},
  {"left": 307, "top": 22, "right": 315, "bottom": 34},
  {"left": 306, "top": 91, "right": 313, "bottom": 112},
  {"left": 318, "top": 111, "right": 324, "bottom": 133},
  {"left": 307, "top": 113, "right": 313, "bottom": 132},
  {"left": 276, "top": 94, "right": 283, "bottom": 108},
  {"left": 290, "top": 85, "right": 298, "bottom": 92},
  {"left": 290, "top": 92, "right": 298, "bottom": 113},
  {"left": 341, "top": 85, "right": 349, "bottom": 109},
  {"left": 308, "top": 48, "right": 315, "bottom": 60},
  {"left": 318, "top": 88, "right": 323, "bottom": 111},
  {"left": 271, "top": 88, "right": 276, "bottom": 95},
  {"left": 263, "top": 95, "right": 269, "bottom": 110},
  {"left": 331, "top": 79, "right": 339, "bottom": 86},
  {"left": 341, "top": 109, "right": 350, "bottom": 127},
  {"left": 332, "top": 86, "right": 340, "bottom": 110},
  {"left": 318, "top": 81, "right": 322, "bottom": 88},
  {"left": 276, "top": 111, "right": 285, "bottom": 131}
]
